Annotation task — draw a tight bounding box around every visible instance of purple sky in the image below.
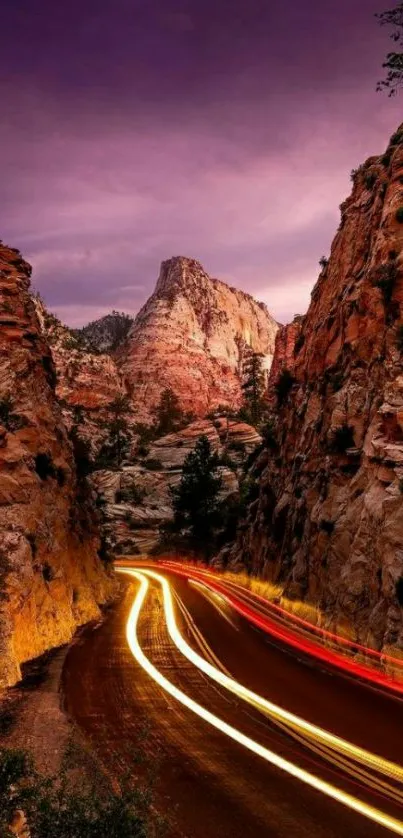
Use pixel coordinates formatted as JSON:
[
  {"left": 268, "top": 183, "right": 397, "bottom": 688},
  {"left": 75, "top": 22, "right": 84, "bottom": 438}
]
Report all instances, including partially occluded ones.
[{"left": 2, "top": 0, "right": 402, "bottom": 326}]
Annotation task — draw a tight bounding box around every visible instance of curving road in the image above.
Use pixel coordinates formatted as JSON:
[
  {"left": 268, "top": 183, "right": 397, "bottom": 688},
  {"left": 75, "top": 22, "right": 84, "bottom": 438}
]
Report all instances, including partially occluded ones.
[{"left": 62, "top": 564, "right": 403, "bottom": 838}]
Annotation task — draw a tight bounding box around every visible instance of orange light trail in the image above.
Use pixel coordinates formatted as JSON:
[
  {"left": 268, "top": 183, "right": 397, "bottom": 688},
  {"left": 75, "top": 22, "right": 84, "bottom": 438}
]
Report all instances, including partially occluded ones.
[
  {"left": 119, "top": 568, "right": 403, "bottom": 835},
  {"left": 158, "top": 562, "right": 403, "bottom": 695}
]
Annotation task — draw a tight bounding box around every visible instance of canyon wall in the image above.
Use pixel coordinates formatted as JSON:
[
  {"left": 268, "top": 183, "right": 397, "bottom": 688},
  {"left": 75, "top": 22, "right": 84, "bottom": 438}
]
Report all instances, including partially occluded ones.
[
  {"left": 117, "top": 256, "right": 279, "bottom": 419},
  {"left": 227, "top": 126, "right": 403, "bottom": 650},
  {"left": 0, "top": 243, "right": 115, "bottom": 687}
]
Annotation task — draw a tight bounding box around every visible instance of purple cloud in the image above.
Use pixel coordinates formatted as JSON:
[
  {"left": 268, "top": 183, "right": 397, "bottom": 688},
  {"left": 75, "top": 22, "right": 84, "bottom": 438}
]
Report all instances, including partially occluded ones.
[{"left": 1, "top": 0, "right": 402, "bottom": 325}]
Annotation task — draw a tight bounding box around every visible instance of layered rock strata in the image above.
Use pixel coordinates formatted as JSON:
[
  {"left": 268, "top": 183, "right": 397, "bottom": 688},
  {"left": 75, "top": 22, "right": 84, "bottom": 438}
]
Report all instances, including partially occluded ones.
[
  {"left": 227, "top": 127, "right": 403, "bottom": 650},
  {"left": 0, "top": 243, "right": 114, "bottom": 687},
  {"left": 117, "top": 256, "right": 279, "bottom": 419}
]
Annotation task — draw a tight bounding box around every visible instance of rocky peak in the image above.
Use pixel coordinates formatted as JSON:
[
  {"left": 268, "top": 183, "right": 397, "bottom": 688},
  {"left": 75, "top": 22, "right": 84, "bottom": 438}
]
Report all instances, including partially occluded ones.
[
  {"left": 73, "top": 311, "right": 134, "bottom": 354},
  {"left": 154, "top": 256, "right": 210, "bottom": 300},
  {"left": 118, "top": 256, "right": 279, "bottom": 419}
]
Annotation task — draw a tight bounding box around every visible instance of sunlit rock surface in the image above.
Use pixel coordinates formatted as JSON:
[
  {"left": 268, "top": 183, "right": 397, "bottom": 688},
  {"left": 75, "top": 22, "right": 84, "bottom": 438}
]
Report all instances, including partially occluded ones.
[
  {"left": 0, "top": 243, "right": 115, "bottom": 687},
  {"left": 227, "top": 126, "right": 403, "bottom": 650},
  {"left": 117, "top": 256, "right": 279, "bottom": 419}
]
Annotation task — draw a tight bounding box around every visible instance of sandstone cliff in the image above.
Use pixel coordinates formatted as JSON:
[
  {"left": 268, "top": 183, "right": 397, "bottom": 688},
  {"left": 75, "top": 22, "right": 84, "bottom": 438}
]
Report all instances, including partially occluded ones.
[
  {"left": 227, "top": 126, "right": 403, "bottom": 651},
  {"left": 0, "top": 243, "right": 115, "bottom": 687},
  {"left": 117, "top": 257, "right": 279, "bottom": 419}
]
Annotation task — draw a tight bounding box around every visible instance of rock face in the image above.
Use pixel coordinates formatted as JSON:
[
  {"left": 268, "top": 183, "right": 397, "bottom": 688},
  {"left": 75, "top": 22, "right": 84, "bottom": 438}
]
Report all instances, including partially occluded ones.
[
  {"left": 227, "top": 126, "right": 403, "bottom": 650},
  {"left": 117, "top": 257, "right": 279, "bottom": 419},
  {"left": 92, "top": 418, "right": 261, "bottom": 556},
  {"left": 73, "top": 311, "right": 134, "bottom": 354},
  {"left": 0, "top": 243, "right": 114, "bottom": 687},
  {"left": 268, "top": 316, "right": 303, "bottom": 385}
]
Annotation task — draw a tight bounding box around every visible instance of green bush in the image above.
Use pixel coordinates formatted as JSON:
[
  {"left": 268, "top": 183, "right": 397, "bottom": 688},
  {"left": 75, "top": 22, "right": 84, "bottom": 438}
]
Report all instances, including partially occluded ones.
[
  {"left": 293, "top": 332, "right": 305, "bottom": 355},
  {"left": 364, "top": 172, "right": 377, "bottom": 190},
  {"left": 396, "top": 325, "right": 403, "bottom": 351},
  {"left": 116, "top": 485, "right": 146, "bottom": 505},
  {"left": 319, "top": 519, "right": 335, "bottom": 535},
  {"left": 143, "top": 458, "right": 163, "bottom": 471},
  {"left": 34, "top": 453, "right": 57, "bottom": 480},
  {"left": 330, "top": 425, "right": 355, "bottom": 453},
  {"left": 0, "top": 746, "right": 153, "bottom": 838},
  {"left": 274, "top": 369, "right": 295, "bottom": 407},
  {"left": 371, "top": 260, "right": 398, "bottom": 307}
]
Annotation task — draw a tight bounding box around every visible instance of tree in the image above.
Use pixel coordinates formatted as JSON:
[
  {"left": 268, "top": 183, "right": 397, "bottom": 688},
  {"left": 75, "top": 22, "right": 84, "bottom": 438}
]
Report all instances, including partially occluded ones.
[
  {"left": 377, "top": 4, "right": 403, "bottom": 95},
  {"left": 170, "top": 435, "right": 222, "bottom": 553},
  {"left": 152, "top": 388, "right": 184, "bottom": 436},
  {"left": 274, "top": 368, "right": 295, "bottom": 407},
  {"left": 0, "top": 746, "right": 152, "bottom": 838},
  {"left": 241, "top": 351, "right": 266, "bottom": 426},
  {"left": 97, "top": 395, "right": 131, "bottom": 468}
]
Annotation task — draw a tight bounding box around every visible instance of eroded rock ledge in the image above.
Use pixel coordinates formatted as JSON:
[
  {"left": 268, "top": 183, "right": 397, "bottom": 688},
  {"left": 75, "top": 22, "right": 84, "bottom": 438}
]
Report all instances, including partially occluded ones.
[
  {"left": 0, "top": 243, "right": 115, "bottom": 688},
  {"left": 225, "top": 126, "right": 403, "bottom": 651}
]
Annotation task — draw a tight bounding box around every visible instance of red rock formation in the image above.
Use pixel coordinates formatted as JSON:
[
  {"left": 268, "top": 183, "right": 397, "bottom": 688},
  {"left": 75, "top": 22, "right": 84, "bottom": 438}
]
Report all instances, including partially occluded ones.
[
  {"left": 268, "top": 316, "right": 303, "bottom": 388},
  {"left": 227, "top": 126, "right": 403, "bottom": 650},
  {"left": 0, "top": 243, "right": 115, "bottom": 687},
  {"left": 117, "top": 256, "right": 279, "bottom": 419}
]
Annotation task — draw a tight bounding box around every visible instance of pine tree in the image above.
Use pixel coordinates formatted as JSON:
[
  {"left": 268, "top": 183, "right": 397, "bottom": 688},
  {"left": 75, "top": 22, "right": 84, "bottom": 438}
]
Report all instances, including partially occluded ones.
[
  {"left": 98, "top": 394, "right": 131, "bottom": 468},
  {"left": 241, "top": 351, "right": 266, "bottom": 426},
  {"left": 377, "top": 4, "right": 403, "bottom": 95},
  {"left": 152, "top": 388, "right": 184, "bottom": 435},
  {"left": 171, "top": 435, "right": 222, "bottom": 552}
]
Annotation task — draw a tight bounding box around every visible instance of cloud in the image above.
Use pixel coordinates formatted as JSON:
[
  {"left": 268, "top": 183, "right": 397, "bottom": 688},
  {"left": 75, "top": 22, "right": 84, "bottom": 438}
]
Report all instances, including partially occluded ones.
[{"left": 1, "top": 0, "right": 403, "bottom": 326}]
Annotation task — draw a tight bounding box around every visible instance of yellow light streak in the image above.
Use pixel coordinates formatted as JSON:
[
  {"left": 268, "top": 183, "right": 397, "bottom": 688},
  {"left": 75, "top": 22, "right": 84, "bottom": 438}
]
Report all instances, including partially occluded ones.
[
  {"left": 135, "top": 568, "right": 403, "bottom": 786},
  {"left": 189, "top": 578, "right": 239, "bottom": 630},
  {"left": 120, "top": 569, "right": 403, "bottom": 835}
]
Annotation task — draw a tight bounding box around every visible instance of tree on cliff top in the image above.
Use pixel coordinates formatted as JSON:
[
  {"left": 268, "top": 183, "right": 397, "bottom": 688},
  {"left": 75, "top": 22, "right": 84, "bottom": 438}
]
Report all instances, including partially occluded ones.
[
  {"left": 377, "top": 3, "right": 403, "bottom": 95},
  {"left": 170, "top": 435, "right": 222, "bottom": 554}
]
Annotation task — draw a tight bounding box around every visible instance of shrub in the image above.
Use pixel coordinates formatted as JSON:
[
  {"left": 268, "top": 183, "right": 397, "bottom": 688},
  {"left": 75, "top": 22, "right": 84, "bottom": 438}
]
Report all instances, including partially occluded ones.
[
  {"left": 0, "top": 396, "right": 25, "bottom": 432},
  {"left": 98, "top": 535, "right": 112, "bottom": 565},
  {"left": 364, "top": 172, "right": 377, "bottom": 190},
  {"left": 116, "top": 485, "right": 146, "bottom": 505},
  {"left": 371, "top": 260, "right": 398, "bottom": 307},
  {"left": 396, "top": 207, "right": 403, "bottom": 224},
  {"left": 319, "top": 256, "right": 328, "bottom": 270},
  {"left": 261, "top": 420, "right": 277, "bottom": 450},
  {"left": 143, "top": 458, "right": 163, "bottom": 471},
  {"left": 136, "top": 444, "right": 150, "bottom": 458},
  {"left": 274, "top": 369, "right": 295, "bottom": 407},
  {"left": 396, "top": 325, "right": 403, "bottom": 351},
  {"left": 219, "top": 452, "right": 238, "bottom": 471},
  {"left": 0, "top": 396, "right": 13, "bottom": 429},
  {"left": 319, "top": 519, "right": 335, "bottom": 535},
  {"left": 294, "top": 332, "right": 305, "bottom": 355},
  {"left": 390, "top": 130, "right": 403, "bottom": 146},
  {"left": 34, "top": 452, "right": 57, "bottom": 480},
  {"left": 0, "top": 746, "right": 153, "bottom": 838},
  {"left": 40, "top": 354, "right": 57, "bottom": 389},
  {"left": 42, "top": 562, "right": 54, "bottom": 583},
  {"left": 227, "top": 440, "right": 245, "bottom": 453},
  {"left": 330, "top": 425, "right": 355, "bottom": 453}
]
